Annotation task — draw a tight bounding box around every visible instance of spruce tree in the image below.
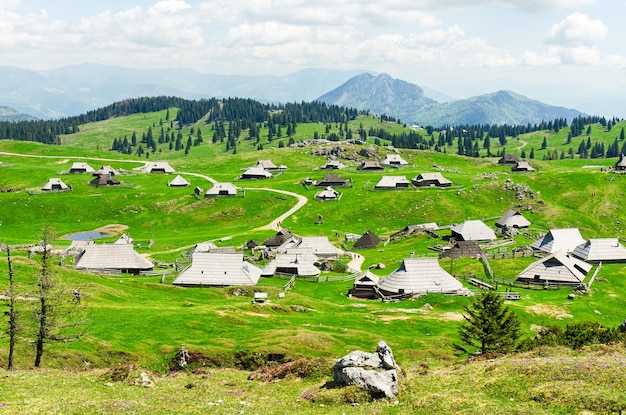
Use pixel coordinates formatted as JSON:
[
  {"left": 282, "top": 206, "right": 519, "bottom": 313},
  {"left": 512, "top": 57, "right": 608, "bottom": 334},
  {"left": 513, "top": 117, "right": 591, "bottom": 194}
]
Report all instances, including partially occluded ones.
[{"left": 455, "top": 290, "right": 521, "bottom": 355}]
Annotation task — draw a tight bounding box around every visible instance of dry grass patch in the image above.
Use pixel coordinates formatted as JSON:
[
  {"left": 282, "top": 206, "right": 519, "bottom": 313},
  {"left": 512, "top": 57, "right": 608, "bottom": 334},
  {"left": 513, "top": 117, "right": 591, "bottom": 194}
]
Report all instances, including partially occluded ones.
[{"left": 525, "top": 303, "right": 572, "bottom": 319}]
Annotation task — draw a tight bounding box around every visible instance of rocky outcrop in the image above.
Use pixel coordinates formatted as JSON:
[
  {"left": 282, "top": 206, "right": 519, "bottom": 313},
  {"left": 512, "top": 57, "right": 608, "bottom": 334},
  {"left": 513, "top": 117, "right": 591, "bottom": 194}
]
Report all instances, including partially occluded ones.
[{"left": 332, "top": 341, "right": 400, "bottom": 399}]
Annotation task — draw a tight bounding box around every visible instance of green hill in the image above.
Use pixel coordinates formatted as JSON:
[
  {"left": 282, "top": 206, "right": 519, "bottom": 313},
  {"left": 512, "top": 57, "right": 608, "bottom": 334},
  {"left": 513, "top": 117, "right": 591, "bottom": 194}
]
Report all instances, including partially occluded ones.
[{"left": 1, "top": 98, "right": 626, "bottom": 413}]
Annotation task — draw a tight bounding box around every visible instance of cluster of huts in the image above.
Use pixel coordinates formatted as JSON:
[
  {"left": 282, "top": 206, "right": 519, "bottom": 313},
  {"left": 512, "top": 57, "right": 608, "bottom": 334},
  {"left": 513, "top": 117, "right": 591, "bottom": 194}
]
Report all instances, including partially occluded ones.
[
  {"left": 36, "top": 152, "right": 626, "bottom": 301},
  {"left": 172, "top": 229, "right": 341, "bottom": 287}
]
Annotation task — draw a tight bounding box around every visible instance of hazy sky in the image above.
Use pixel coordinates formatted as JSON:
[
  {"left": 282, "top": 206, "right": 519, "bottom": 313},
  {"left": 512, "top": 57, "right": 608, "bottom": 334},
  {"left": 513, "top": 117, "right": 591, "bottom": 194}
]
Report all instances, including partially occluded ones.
[{"left": 1, "top": 0, "right": 624, "bottom": 112}]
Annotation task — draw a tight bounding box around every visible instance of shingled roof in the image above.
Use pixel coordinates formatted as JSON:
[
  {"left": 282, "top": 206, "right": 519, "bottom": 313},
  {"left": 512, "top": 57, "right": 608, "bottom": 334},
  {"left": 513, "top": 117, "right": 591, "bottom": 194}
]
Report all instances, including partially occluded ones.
[
  {"left": 168, "top": 175, "right": 190, "bottom": 186},
  {"left": 439, "top": 241, "right": 484, "bottom": 259},
  {"left": 572, "top": 238, "right": 626, "bottom": 263},
  {"left": 260, "top": 249, "right": 321, "bottom": 277},
  {"left": 173, "top": 252, "right": 261, "bottom": 287},
  {"left": 374, "top": 176, "right": 410, "bottom": 189},
  {"left": 41, "top": 178, "right": 69, "bottom": 191},
  {"left": 68, "top": 162, "right": 95, "bottom": 174},
  {"left": 378, "top": 257, "right": 465, "bottom": 296},
  {"left": 315, "top": 186, "right": 340, "bottom": 201},
  {"left": 496, "top": 209, "right": 531, "bottom": 228},
  {"left": 74, "top": 244, "right": 153, "bottom": 274},
  {"left": 516, "top": 251, "right": 592, "bottom": 284},
  {"left": 530, "top": 228, "right": 586, "bottom": 254},
  {"left": 450, "top": 220, "right": 496, "bottom": 242},
  {"left": 89, "top": 174, "right": 120, "bottom": 187},
  {"left": 353, "top": 230, "right": 381, "bottom": 249}
]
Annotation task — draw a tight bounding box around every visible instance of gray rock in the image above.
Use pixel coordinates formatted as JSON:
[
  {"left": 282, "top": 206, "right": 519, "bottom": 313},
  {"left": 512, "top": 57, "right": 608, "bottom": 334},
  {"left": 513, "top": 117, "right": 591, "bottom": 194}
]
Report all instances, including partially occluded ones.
[
  {"left": 332, "top": 341, "right": 400, "bottom": 399},
  {"left": 619, "top": 319, "right": 626, "bottom": 333}
]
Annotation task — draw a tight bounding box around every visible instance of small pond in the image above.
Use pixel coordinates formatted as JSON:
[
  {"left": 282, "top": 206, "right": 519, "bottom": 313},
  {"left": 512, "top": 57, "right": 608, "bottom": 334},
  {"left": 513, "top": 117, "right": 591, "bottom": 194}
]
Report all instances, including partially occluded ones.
[{"left": 64, "top": 231, "right": 111, "bottom": 241}]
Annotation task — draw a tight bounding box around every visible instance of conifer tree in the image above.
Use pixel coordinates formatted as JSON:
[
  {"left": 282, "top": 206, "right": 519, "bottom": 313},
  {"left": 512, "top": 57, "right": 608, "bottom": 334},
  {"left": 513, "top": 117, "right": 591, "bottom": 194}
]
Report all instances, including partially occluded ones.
[{"left": 455, "top": 291, "right": 521, "bottom": 355}]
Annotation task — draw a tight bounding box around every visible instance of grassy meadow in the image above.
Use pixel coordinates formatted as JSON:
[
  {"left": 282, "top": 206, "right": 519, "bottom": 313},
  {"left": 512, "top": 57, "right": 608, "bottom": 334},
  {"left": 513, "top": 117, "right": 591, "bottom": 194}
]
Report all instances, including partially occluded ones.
[{"left": 1, "top": 109, "right": 626, "bottom": 413}]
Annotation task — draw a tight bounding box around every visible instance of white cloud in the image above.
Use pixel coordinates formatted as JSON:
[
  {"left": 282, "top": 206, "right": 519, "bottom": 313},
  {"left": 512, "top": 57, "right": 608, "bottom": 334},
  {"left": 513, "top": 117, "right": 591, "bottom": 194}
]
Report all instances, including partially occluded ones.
[
  {"left": 0, "top": 0, "right": 21, "bottom": 9},
  {"left": 546, "top": 12, "right": 607, "bottom": 46}
]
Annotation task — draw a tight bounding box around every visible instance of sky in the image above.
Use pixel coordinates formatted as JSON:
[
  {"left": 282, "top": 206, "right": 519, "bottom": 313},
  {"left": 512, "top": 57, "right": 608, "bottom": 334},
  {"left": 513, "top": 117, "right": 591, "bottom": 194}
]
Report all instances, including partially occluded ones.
[{"left": 1, "top": 0, "right": 625, "bottom": 114}]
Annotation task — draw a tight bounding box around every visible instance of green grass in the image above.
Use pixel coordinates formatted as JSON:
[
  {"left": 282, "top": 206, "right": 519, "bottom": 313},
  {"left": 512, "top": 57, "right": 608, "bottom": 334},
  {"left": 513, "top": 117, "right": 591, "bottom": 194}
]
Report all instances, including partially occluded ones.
[
  {"left": 1, "top": 110, "right": 626, "bottom": 412},
  {"left": 1, "top": 345, "right": 625, "bottom": 414}
]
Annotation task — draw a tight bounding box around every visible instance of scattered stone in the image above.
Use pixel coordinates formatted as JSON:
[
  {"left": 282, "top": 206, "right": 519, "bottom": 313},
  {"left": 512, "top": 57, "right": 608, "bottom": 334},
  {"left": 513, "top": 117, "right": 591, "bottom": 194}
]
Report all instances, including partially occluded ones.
[
  {"left": 359, "top": 148, "right": 377, "bottom": 158},
  {"left": 139, "top": 372, "right": 154, "bottom": 388},
  {"left": 332, "top": 341, "right": 401, "bottom": 399}
]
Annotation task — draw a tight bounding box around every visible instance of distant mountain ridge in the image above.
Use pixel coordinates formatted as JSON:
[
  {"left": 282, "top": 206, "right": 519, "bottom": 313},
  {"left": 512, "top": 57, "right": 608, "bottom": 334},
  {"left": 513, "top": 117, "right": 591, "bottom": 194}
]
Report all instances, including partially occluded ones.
[
  {"left": 317, "top": 73, "right": 585, "bottom": 126},
  {"left": 414, "top": 90, "right": 585, "bottom": 126},
  {"left": 316, "top": 73, "right": 438, "bottom": 123},
  {"left": 0, "top": 105, "right": 38, "bottom": 122},
  {"left": 0, "top": 64, "right": 366, "bottom": 119},
  {"left": 0, "top": 64, "right": 586, "bottom": 125}
]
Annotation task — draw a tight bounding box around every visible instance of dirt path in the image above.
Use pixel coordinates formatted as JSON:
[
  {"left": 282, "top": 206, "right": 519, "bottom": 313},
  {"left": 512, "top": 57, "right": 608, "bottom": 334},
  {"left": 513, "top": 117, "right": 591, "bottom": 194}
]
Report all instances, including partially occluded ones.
[
  {"left": 3, "top": 150, "right": 310, "bottom": 252},
  {"left": 0, "top": 151, "right": 146, "bottom": 164},
  {"left": 347, "top": 252, "right": 364, "bottom": 273},
  {"left": 180, "top": 172, "right": 217, "bottom": 184},
  {"left": 244, "top": 187, "right": 308, "bottom": 231}
]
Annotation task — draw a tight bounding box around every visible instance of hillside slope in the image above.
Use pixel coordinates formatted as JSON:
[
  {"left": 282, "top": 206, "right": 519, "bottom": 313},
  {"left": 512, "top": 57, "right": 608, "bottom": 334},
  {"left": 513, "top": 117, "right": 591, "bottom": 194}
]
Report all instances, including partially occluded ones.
[{"left": 415, "top": 90, "right": 585, "bottom": 126}]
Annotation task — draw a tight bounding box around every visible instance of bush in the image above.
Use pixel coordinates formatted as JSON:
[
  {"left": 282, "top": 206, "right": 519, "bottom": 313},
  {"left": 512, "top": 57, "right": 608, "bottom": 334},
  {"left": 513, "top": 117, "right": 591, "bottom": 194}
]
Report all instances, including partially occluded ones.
[{"left": 519, "top": 322, "right": 624, "bottom": 351}]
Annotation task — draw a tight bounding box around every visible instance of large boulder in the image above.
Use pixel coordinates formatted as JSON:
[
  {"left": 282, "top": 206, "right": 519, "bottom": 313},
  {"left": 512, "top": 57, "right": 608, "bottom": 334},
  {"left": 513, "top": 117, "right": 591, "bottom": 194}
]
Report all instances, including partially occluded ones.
[{"left": 332, "top": 341, "right": 400, "bottom": 399}]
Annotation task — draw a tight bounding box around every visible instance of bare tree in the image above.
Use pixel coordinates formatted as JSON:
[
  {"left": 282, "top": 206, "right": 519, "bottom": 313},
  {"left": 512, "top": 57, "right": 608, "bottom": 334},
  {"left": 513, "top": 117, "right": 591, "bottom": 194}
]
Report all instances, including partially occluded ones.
[
  {"left": 5, "top": 245, "right": 18, "bottom": 370},
  {"left": 33, "top": 227, "right": 86, "bottom": 368}
]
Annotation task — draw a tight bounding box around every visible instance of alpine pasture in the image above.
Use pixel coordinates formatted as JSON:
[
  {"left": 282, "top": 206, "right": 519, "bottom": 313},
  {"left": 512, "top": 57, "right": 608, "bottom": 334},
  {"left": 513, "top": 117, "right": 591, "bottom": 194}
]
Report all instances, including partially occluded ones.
[{"left": 1, "top": 105, "right": 626, "bottom": 414}]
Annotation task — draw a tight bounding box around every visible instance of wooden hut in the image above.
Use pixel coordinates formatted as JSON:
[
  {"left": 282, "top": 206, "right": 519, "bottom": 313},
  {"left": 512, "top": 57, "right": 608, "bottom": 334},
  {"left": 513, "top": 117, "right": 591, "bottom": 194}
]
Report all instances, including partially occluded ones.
[
  {"left": 173, "top": 252, "right": 261, "bottom": 287},
  {"left": 353, "top": 230, "right": 381, "bottom": 249}
]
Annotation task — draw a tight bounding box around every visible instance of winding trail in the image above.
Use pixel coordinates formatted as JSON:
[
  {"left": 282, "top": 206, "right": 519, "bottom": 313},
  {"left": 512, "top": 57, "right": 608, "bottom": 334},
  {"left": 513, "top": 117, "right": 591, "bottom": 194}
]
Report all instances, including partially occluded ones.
[
  {"left": 244, "top": 187, "right": 309, "bottom": 231},
  {"left": 347, "top": 252, "right": 364, "bottom": 273},
  {"left": 1, "top": 150, "right": 308, "bottom": 239}
]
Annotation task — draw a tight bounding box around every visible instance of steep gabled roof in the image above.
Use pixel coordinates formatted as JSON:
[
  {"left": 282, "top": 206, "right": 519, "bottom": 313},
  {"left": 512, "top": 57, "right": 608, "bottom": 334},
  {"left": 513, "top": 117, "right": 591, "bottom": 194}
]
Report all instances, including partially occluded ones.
[
  {"left": 572, "top": 238, "right": 626, "bottom": 262},
  {"left": 614, "top": 153, "right": 626, "bottom": 169},
  {"left": 378, "top": 257, "right": 464, "bottom": 295},
  {"left": 380, "top": 154, "right": 408, "bottom": 166},
  {"left": 114, "top": 234, "right": 133, "bottom": 245},
  {"left": 440, "top": 241, "right": 484, "bottom": 259},
  {"left": 498, "top": 154, "right": 520, "bottom": 164},
  {"left": 241, "top": 167, "right": 272, "bottom": 179},
  {"left": 68, "top": 162, "right": 95, "bottom": 173},
  {"left": 512, "top": 161, "right": 535, "bottom": 172},
  {"left": 297, "top": 236, "right": 341, "bottom": 258},
  {"left": 412, "top": 172, "right": 452, "bottom": 187},
  {"left": 321, "top": 160, "right": 345, "bottom": 170},
  {"left": 94, "top": 166, "right": 120, "bottom": 176},
  {"left": 315, "top": 186, "right": 340, "bottom": 200},
  {"left": 143, "top": 162, "right": 175, "bottom": 173},
  {"left": 530, "top": 228, "right": 586, "bottom": 253},
  {"left": 353, "top": 230, "right": 381, "bottom": 249},
  {"left": 74, "top": 244, "right": 153, "bottom": 272},
  {"left": 516, "top": 251, "right": 592, "bottom": 284},
  {"left": 253, "top": 159, "right": 278, "bottom": 170},
  {"left": 374, "top": 175, "right": 409, "bottom": 189},
  {"left": 496, "top": 209, "right": 531, "bottom": 228},
  {"left": 173, "top": 252, "right": 261, "bottom": 287},
  {"left": 354, "top": 270, "right": 380, "bottom": 286},
  {"left": 260, "top": 249, "right": 320, "bottom": 277},
  {"left": 315, "top": 173, "right": 347, "bottom": 186},
  {"left": 41, "top": 178, "right": 69, "bottom": 191},
  {"left": 168, "top": 175, "right": 190, "bottom": 186},
  {"left": 89, "top": 174, "right": 120, "bottom": 186},
  {"left": 264, "top": 229, "right": 296, "bottom": 247},
  {"left": 357, "top": 160, "right": 384, "bottom": 170},
  {"left": 450, "top": 220, "right": 496, "bottom": 242},
  {"left": 205, "top": 182, "right": 238, "bottom": 196}
]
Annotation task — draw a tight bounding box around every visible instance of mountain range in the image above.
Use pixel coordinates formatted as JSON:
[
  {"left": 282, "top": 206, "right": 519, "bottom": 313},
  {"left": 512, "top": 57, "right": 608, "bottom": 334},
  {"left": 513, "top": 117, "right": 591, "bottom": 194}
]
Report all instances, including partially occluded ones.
[{"left": 0, "top": 64, "right": 586, "bottom": 126}]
